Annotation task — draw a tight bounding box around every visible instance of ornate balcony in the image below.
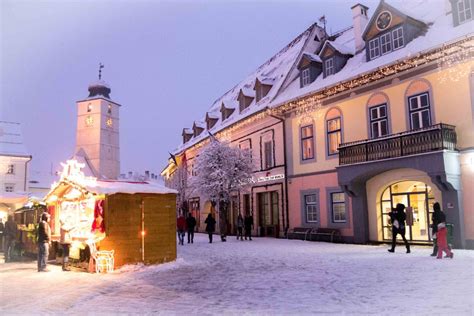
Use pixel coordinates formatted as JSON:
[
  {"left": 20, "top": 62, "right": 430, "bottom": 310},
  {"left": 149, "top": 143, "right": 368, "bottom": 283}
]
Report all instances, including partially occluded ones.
[{"left": 339, "top": 124, "right": 457, "bottom": 166}]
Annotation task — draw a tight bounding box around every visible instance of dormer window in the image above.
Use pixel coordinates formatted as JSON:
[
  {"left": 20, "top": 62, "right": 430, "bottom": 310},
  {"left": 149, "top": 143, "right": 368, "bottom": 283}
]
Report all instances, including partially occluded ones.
[
  {"left": 301, "top": 68, "right": 311, "bottom": 86},
  {"left": 456, "top": 0, "right": 472, "bottom": 24},
  {"left": 239, "top": 88, "right": 255, "bottom": 112},
  {"left": 254, "top": 78, "right": 274, "bottom": 102},
  {"left": 298, "top": 53, "right": 322, "bottom": 87},
  {"left": 193, "top": 122, "right": 205, "bottom": 137},
  {"left": 392, "top": 27, "right": 404, "bottom": 50},
  {"left": 220, "top": 101, "right": 236, "bottom": 121},
  {"left": 380, "top": 32, "right": 392, "bottom": 55},
  {"left": 182, "top": 128, "right": 193, "bottom": 143},
  {"left": 325, "top": 58, "right": 334, "bottom": 77},
  {"left": 206, "top": 112, "right": 219, "bottom": 130}
]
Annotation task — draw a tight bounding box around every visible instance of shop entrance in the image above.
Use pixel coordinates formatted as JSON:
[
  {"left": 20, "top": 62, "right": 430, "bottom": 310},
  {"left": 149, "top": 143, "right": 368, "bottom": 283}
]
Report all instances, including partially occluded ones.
[
  {"left": 257, "top": 191, "right": 279, "bottom": 237},
  {"left": 380, "top": 181, "right": 435, "bottom": 242}
]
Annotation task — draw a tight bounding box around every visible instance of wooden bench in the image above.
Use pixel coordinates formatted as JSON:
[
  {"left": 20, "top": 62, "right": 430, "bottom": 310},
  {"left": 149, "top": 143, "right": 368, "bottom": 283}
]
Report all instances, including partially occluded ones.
[
  {"left": 310, "top": 228, "right": 341, "bottom": 243},
  {"left": 287, "top": 227, "right": 312, "bottom": 241}
]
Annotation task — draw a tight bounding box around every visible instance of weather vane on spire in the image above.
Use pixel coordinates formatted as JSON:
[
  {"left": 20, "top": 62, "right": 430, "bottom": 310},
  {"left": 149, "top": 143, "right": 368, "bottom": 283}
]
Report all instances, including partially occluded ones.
[{"left": 98, "top": 63, "right": 104, "bottom": 80}]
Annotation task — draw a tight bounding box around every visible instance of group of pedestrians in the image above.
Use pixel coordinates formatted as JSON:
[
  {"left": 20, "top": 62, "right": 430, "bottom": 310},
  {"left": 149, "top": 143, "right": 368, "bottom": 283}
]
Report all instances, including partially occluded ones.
[
  {"left": 387, "top": 202, "right": 453, "bottom": 259},
  {"left": 179, "top": 212, "right": 254, "bottom": 244},
  {"left": 176, "top": 212, "right": 197, "bottom": 245}
]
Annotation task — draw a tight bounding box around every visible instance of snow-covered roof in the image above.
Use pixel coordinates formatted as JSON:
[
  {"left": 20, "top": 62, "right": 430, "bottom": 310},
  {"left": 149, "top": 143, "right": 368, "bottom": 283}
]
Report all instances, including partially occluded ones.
[
  {"left": 301, "top": 52, "right": 322, "bottom": 64},
  {"left": 182, "top": 128, "right": 193, "bottom": 135},
  {"left": 272, "top": 0, "right": 474, "bottom": 107},
  {"left": 0, "top": 121, "right": 30, "bottom": 157},
  {"left": 240, "top": 87, "right": 256, "bottom": 98},
  {"left": 193, "top": 121, "right": 206, "bottom": 129},
  {"left": 86, "top": 180, "right": 177, "bottom": 195},
  {"left": 221, "top": 100, "right": 239, "bottom": 110},
  {"left": 321, "top": 40, "right": 355, "bottom": 56},
  {"left": 173, "top": 23, "right": 319, "bottom": 153},
  {"left": 206, "top": 112, "right": 220, "bottom": 120}
]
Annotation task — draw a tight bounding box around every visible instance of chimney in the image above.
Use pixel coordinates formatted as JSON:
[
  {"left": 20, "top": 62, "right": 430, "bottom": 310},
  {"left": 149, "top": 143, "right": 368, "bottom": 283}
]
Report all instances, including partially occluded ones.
[{"left": 351, "top": 3, "right": 369, "bottom": 53}]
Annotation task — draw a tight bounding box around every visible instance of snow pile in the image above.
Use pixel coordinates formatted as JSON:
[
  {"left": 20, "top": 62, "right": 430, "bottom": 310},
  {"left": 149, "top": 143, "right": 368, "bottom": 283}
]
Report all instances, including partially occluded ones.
[{"left": 1, "top": 234, "right": 473, "bottom": 315}]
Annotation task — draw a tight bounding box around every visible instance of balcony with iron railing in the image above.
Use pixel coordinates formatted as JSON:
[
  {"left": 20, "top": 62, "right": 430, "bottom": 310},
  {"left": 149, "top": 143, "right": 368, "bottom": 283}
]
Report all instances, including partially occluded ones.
[{"left": 338, "top": 124, "right": 457, "bottom": 166}]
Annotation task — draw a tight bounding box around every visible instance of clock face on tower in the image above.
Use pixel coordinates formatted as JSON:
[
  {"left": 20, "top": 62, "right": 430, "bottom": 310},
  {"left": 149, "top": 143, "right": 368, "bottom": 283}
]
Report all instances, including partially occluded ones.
[
  {"left": 106, "top": 117, "right": 113, "bottom": 128},
  {"left": 376, "top": 11, "right": 392, "bottom": 31},
  {"left": 85, "top": 115, "right": 94, "bottom": 127}
]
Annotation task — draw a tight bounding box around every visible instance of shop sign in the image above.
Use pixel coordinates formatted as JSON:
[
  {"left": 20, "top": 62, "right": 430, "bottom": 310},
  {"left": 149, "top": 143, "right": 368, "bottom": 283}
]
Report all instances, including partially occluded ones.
[{"left": 248, "top": 174, "right": 285, "bottom": 184}]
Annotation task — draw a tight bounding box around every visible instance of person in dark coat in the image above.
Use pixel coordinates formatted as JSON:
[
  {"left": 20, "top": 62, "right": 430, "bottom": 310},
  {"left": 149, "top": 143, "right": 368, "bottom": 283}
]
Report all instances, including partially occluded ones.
[
  {"left": 177, "top": 214, "right": 186, "bottom": 245},
  {"left": 186, "top": 213, "right": 197, "bottom": 244},
  {"left": 37, "top": 212, "right": 51, "bottom": 272},
  {"left": 432, "top": 203, "right": 453, "bottom": 259},
  {"left": 204, "top": 213, "right": 216, "bottom": 243},
  {"left": 236, "top": 213, "right": 244, "bottom": 241},
  {"left": 0, "top": 218, "right": 4, "bottom": 252},
  {"left": 430, "top": 202, "right": 443, "bottom": 256},
  {"left": 4, "top": 215, "right": 18, "bottom": 262},
  {"left": 388, "top": 203, "right": 410, "bottom": 253},
  {"left": 244, "top": 213, "right": 254, "bottom": 241}
]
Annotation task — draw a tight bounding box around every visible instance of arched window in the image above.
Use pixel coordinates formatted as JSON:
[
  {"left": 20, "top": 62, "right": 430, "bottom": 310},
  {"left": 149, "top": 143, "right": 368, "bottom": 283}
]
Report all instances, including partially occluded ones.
[
  {"left": 367, "top": 92, "right": 391, "bottom": 138},
  {"left": 405, "top": 79, "right": 434, "bottom": 130},
  {"left": 325, "top": 108, "right": 343, "bottom": 157}
]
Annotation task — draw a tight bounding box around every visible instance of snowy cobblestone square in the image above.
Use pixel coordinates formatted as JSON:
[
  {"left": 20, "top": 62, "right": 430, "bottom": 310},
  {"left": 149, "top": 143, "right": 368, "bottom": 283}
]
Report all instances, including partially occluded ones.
[{"left": 1, "top": 233, "right": 473, "bottom": 315}]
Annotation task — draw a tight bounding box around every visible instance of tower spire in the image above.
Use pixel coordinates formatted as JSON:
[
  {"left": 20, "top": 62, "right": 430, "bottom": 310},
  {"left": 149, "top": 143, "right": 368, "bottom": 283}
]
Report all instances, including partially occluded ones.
[{"left": 99, "top": 63, "right": 104, "bottom": 80}]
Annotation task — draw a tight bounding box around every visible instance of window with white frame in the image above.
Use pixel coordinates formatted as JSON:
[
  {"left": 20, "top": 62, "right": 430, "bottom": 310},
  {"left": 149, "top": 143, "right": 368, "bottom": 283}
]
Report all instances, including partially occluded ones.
[
  {"left": 380, "top": 32, "right": 392, "bottom": 55},
  {"left": 6, "top": 164, "right": 15, "bottom": 174},
  {"left": 369, "top": 104, "right": 388, "bottom": 138},
  {"left": 369, "top": 38, "right": 380, "bottom": 60},
  {"left": 392, "top": 27, "right": 404, "bottom": 50},
  {"left": 331, "top": 192, "right": 346, "bottom": 223},
  {"left": 408, "top": 92, "right": 431, "bottom": 129},
  {"left": 457, "top": 0, "right": 473, "bottom": 24},
  {"left": 325, "top": 58, "right": 334, "bottom": 76},
  {"left": 327, "top": 117, "right": 341, "bottom": 155},
  {"left": 264, "top": 141, "right": 274, "bottom": 169},
  {"left": 301, "top": 68, "right": 311, "bottom": 86},
  {"left": 305, "top": 194, "right": 318, "bottom": 222},
  {"left": 301, "top": 125, "right": 314, "bottom": 160},
  {"left": 5, "top": 184, "right": 14, "bottom": 192}
]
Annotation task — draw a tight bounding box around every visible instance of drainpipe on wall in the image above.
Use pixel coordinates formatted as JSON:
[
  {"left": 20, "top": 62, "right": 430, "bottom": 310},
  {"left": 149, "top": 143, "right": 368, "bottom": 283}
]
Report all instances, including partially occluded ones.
[
  {"left": 24, "top": 155, "right": 32, "bottom": 191},
  {"left": 268, "top": 112, "right": 290, "bottom": 237}
]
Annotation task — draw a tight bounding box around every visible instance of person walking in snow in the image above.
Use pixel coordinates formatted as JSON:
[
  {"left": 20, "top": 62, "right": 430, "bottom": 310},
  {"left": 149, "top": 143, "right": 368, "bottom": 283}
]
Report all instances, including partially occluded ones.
[
  {"left": 59, "top": 216, "right": 75, "bottom": 271},
  {"left": 432, "top": 203, "right": 453, "bottom": 259},
  {"left": 430, "top": 202, "right": 443, "bottom": 256},
  {"left": 177, "top": 213, "right": 186, "bottom": 245},
  {"left": 388, "top": 203, "right": 410, "bottom": 253},
  {"left": 37, "top": 212, "right": 51, "bottom": 272},
  {"left": 236, "top": 213, "right": 244, "bottom": 240},
  {"left": 244, "top": 213, "right": 254, "bottom": 241},
  {"left": 4, "top": 215, "right": 18, "bottom": 262},
  {"left": 205, "top": 213, "right": 216, "bottom": 243},
  {"left": 186, "top": 213, "right": 197, "bottom": 244}
]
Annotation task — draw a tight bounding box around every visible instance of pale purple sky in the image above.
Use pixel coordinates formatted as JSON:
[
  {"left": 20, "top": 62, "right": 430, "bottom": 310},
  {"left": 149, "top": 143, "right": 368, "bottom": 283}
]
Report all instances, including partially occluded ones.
[{"left": 1, "top": 0, "right": 387, "bottom": 177}]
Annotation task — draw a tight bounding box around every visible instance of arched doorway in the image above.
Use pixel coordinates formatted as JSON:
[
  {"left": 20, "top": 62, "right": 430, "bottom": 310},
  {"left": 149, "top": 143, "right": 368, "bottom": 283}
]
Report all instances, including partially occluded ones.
[{"left": 380, "top": 181, "right": 435, "bottom": 242}]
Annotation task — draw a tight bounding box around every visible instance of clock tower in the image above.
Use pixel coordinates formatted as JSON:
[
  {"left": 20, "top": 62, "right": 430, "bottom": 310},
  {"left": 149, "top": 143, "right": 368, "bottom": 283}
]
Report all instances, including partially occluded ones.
[{"left": 75, "top": 78, "right": 120, "bottom": 180}]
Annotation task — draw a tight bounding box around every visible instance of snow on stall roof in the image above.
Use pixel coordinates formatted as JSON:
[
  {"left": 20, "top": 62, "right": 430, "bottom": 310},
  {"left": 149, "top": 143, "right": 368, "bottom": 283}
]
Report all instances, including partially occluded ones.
[
  {"left": 0, "top": 121, "right": 30, "bottom": 157},
  {"left": 173, "top": 24, "right": 316, "bottom": 153},
  {"left": 272, "top": 0, "right": 474, "bottom": 107},
  {"left": 85, "top": 180, "right": 177, "bottom": 195}
]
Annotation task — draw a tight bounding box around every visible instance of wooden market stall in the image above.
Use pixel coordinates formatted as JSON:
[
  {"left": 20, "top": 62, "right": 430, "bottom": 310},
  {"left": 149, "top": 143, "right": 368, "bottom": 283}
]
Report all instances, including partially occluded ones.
[{"left": 44, "top": 160, "right": 177, "bottom": 271}]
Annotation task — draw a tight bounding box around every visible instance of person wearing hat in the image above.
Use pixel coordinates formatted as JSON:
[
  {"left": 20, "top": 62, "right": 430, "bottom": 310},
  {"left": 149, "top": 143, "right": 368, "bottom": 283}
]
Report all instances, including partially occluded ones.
[{"left": 37, "top": 212, "right": 51, "bottom": 272}]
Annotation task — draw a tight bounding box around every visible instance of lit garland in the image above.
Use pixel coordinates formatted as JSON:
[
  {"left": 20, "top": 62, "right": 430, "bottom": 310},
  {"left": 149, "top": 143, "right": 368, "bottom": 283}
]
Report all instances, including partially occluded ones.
[
  {"left": 272, "top": 36, "right": 474, "bottom": 116},
  {"left": 167, "top": 36, "right": 474, "bottom": 173}
]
